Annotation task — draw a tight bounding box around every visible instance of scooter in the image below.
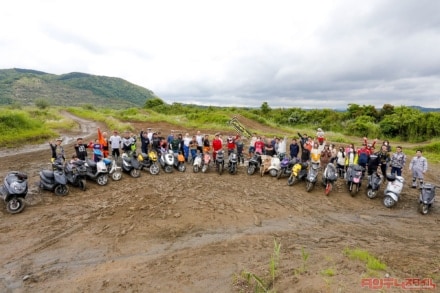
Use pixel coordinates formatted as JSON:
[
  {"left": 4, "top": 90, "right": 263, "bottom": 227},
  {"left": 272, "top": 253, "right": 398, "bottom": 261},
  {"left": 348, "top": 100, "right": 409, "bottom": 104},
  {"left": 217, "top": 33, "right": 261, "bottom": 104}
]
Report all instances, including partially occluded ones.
[
  {"left": 227, "top": 152, "right": 238, "bottom": 175},
  {"left": 366, "top": 171, "right": 383, "bottom": 199},
  {"left": 39, "top": 160, "right": 69, "bottom": 196},
  {"left": 287, "top": 161, "right": 308, "bottom": 186},
  {"left": 247, "top": 153, "right": 262, "bottom": 176},
  {"left": 105, "top": 157, "right": 123, "bottom": 181},
  {"left": 174, "top": 152, "right": 186, "bottom": 172},
  {"left": 305, "top": 162, "right": 320, "bottom": 192},
  {"left": 383, "top": 173, "right": 404, "bottom": 208},
  {"left": 322, "top": 162, "right": 338, "bottom": 196},
  {"left": 266, "top": 155, "right": 281, "bottom": 177},
  {"left": 418, "top": 183, "right": 436, "bottom": 215},
  {"left": 346, "top": 164, "right": 363, "bottom": 196},
  {"left": 193, "top": 153, "right": 203, "bottom": 173},
  {"left": 84, "top": 151, "right": 109, "bottom": 186},
  {"left": 201, "top": 152, "right": 211, "bottom": 173},
  {"left": 64, "top": 160, "right": 87, "bottom": 191},
  {"left": 0, "top": 171, "right": 28, "bottom": 214},
  {"left": 138, "top": 151, "right": 160, "bottom": 175},
  {"left": 121, "top": 151, "right": 142, "bottom": 178},
  {"left": 159, "top": 149, "right": 175, "bottom": 173},
  {"left": 215, "top": 150, "right": 225, "bottom": 175},
  {"left": 277, "top": 157, "right": 298, "bottom": 179}
]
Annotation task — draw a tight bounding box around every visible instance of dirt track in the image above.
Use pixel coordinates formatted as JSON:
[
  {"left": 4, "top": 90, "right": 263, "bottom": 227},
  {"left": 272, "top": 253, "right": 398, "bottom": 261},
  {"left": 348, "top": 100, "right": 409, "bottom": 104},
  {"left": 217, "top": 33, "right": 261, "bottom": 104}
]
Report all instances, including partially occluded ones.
[{"left": 0, "top": 115, "right": 439, "bottom": 293}]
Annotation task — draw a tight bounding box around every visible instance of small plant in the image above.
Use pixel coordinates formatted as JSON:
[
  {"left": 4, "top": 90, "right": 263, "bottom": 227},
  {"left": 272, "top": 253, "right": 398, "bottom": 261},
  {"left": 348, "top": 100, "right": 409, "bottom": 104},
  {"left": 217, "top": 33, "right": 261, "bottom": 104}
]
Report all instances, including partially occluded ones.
[
  {"left": 344, "top": 248, "right": 387, "bottom": 271},
  {"left": 321, "top": 268, "right": 335, "bottom": 277},
  {"left": 294, "top": 247, "right": 310, "bottom": 275},
  {"left": 234, "top": 239, "right": 281, "bottom": 293}
]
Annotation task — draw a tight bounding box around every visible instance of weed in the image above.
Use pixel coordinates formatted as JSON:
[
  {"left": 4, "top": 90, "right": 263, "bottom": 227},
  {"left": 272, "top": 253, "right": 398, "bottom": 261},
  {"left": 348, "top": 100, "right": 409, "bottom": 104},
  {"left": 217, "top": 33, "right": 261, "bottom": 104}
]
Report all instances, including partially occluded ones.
[
  {"left": 321, "top": 268, "right": 335, "bottom": 277},
  {"left": 294, "top": 247, "right": 310, "bottom": 275},
  {"left": 343, "top": 248, "right": 387, "bottom": 271},
  {"left": 234, "top": 239, "right": 281, "bottom": 293}
]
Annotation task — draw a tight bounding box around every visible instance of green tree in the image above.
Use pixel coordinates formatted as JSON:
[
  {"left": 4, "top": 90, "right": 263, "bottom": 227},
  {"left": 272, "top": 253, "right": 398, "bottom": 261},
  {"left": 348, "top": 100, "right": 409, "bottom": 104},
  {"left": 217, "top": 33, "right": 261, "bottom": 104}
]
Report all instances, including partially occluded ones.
[
  {"left": 261, "top": 102, "right": 271, "bottom": 115},
  {"left": 35, "top": 98, "right": 50, "bottom": 109},
  {"left": 144, "top": 98, "right": 165, "bottom": 108}
]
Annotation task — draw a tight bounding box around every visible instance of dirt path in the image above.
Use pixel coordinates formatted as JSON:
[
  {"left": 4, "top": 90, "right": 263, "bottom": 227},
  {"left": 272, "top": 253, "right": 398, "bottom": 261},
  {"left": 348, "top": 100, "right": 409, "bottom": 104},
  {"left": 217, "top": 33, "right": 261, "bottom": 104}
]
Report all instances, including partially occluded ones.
[{"left": 0, "top": 114, "right": 439, "bottom": 293}]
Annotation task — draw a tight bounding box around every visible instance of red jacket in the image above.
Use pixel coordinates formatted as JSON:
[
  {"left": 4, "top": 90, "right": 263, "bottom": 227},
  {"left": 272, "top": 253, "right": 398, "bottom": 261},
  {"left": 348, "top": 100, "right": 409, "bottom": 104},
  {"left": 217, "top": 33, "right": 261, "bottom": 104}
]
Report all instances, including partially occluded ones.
[{"left": 212, "top": 138, "right": 223, "bottom": 151}]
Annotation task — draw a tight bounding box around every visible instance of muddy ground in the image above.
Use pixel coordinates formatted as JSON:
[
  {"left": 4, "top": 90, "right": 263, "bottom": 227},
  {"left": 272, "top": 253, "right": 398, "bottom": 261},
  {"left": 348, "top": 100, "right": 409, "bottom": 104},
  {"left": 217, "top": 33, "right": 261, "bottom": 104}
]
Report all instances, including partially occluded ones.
[{"left": 0, "top": 115, "right": 439, "bottom": 293}]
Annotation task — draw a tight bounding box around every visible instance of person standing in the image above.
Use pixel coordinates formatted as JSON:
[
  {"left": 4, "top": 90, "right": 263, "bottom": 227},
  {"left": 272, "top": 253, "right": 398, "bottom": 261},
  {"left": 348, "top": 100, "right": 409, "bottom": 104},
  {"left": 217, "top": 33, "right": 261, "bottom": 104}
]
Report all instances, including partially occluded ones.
[
  {"left": 390, "top": 146, "right": 406, "bottom": 176},
  {"left": 183, "top": 133, "right": 192, "bottom": 162},
  {"left": 377, "top": 144, "right": 391, "bottom": 177},
  {"left": 196, "top": 130, "right": 204, "bottom": 154},
  {"left": 74, "top": 137, "right": 89, "bottom": 160},
  {"left": 139, "top": 130, "right": 150, "bottom": 154},
  {"left": 109, "top": 130, "right": 122, "bottom": 158},
  {"left": 409, "top": 150, "right": 428, "bottom": 188},
  {"left": 49, "top": 138, "right": 65, "bottom": 162},
  {"left": 289, "top": 138, "right": 299, "bottom": 159}
]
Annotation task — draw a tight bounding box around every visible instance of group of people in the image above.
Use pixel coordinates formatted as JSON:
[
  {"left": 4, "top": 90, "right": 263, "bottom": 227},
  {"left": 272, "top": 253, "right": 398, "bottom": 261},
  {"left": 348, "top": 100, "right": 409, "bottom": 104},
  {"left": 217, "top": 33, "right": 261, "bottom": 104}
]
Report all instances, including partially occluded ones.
[
  {"left": 50, "top": 126, "right": 429, "bottom": 189},
  {"left": 282, "top": 129, "right": 429, "bottom": 189}
]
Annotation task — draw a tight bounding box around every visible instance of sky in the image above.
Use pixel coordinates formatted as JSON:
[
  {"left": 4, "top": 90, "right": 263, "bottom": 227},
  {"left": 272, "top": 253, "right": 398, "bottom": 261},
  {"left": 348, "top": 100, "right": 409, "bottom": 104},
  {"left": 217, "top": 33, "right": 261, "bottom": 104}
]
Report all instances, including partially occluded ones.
[{"left": 1, "top": 0, "right": 440, "bottom": 109}]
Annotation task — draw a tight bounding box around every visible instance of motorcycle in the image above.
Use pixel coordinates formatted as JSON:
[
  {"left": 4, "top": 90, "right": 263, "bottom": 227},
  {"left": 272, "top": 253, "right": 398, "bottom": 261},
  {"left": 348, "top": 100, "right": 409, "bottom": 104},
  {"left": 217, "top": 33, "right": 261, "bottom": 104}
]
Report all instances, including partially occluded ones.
[
  {"left": 247, "top": 153, "right": 262, "bottom": 176},
  {"left": 138, "top": 151, "right": 160, "bottom": 175},
  {"left": 383, "top": 173, "right": 404, "bottom": 208},
  {"left": 266, "top": 155, "right": 281, "bottom": 177},
  {"left": 121, "top": 151, "right": 142, "bottom": 177},
  {"left": 215, "top": 150, "right": 225, "bottom": 175},
  {"left": 39, "top": 160, "right": 69, "bottom": 196},
  {"left": 0, "top": 171, "right": 28, "bottom": 214},
  {"left": 287, "top": 161, "right": 308, "bottom": 186},
  {"left": 366, "top": 171, "right": 383, "bottom": 199},
  {"left": 305, "top": 162, "right": 320, "bottom": 192},
  {"left": 64, "top": 160, "right": 87, "bottom": 191},
  {"left": 277, "top": 157, "right": 298, "bottom": 179},
  {"left": 418, "top": 183, "right": 436, "bottom": 215},
  {"left": 322, "top": 162, "right": 338, "bottom": 196},
  {"left": 159, "top": 149, "right": 175, "bottom": 173},
  {"left": 84, "top": 151, "right": 109, "bottom": 186},
  {"left": 345, "top": 164, "right": 363, "bottom": 196},
  {"left": 201, "top": 152, "right": 211, "bottom": 173},
  {"left": 227, "top": 151, "right": 238, "bottom": 175},
  {"left": 174, "top": 152, "right": 186, "bottom": 172},
  {"left": 193, "top": 153, "right": 203, "bottom": 173}
]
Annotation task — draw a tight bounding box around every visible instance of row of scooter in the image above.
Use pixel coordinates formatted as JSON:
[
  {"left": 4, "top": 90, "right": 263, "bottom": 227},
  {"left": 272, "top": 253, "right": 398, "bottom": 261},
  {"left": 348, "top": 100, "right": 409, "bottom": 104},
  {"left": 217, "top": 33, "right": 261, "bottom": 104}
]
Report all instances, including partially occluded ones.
[{"left": 246, "top": 153, "right": 437, "bottom": 215}]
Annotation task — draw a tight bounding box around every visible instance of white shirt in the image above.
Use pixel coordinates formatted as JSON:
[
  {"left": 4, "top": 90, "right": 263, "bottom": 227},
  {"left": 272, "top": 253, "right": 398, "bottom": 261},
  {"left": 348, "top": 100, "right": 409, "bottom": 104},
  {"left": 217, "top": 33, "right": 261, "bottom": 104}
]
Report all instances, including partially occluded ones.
[{"left": 109, "top": 135, "right": 121, "bottom": 149}]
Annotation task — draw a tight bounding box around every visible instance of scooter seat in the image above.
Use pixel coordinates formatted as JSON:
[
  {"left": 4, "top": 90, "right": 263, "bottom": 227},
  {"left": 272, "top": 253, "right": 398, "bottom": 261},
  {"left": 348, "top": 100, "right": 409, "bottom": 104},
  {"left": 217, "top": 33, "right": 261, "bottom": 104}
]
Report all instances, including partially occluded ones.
[
  {"left": 41, "top": 170, "right": 55, "bottom": 178},
  {"left": 86, "top": 159, "right": 97, "bottom": 168}
]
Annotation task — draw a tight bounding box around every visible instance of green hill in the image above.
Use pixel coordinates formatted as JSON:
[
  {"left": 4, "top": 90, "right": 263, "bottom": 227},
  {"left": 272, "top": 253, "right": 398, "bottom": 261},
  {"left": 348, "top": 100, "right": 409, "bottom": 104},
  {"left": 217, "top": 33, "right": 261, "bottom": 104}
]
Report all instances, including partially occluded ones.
[{"left": 0, "top": 68, "right": 158, "bottom": 108}]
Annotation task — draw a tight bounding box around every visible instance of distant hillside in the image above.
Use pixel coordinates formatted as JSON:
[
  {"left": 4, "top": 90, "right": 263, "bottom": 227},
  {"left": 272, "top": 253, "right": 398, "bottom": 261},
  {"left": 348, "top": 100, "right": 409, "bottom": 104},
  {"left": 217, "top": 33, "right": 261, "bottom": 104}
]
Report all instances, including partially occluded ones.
[{"left": 0, "top": 68, "right": 158, "bottom": 108}]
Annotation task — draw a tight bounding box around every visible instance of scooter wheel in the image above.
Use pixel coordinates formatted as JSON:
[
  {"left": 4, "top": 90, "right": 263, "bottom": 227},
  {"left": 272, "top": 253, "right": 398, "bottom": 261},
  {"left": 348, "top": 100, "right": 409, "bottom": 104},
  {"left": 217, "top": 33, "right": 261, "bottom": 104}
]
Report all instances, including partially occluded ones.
[
  {"left": 247, "top": 165, "right": 256, "bottom": 175},
  {"left": 96, "top": 174, "right": 109, "bottom": 186},
  {"left": 201, "top": 165, "right": 208, "bottom": 173},
  {"left": 276, "top": 170, "right": 282, "bottom": 179},
  {"left": 165, "top": 165, "right": 173, "bottom": 173},
  {"left": 6, "top": 197, "right": 25, "bottom": 214},
  {"left": 306, "top": 181, "right": 314, "bottom": 192},
  {"left": 287, "top": 175, "right": 296, "bottom": 186},
  {"left": 269, "top": 169, "right": 278, "bottom": 177},
  {"left": 55, "top": 184, "right": 69, "bottom": 196},
  {"left": 150, "top": 164, "right": 160, "bottom": 175},
  {"left": 193, "top": 165, "right": 200, "bottom": 173},
  {"left": 419, "top": 203, "right": 429, "bottom": 215},
  {"left": 366, "top": 189, "right": 378, "bottom": 199},
  {"left": 383, "top": 196, "right": 395, "bottom": 208},
  {"left": 79, "top": 179, "right": 86, "bottom": 191},
  {"left": 112, "top": 171, "right": 122, "bottom": 181},
  {"left": 130, "top": 168, "right": 141, "bottom": 178},
  {"left": 325, "top": 183, "right": 332, "bottom": 196},
  {"left": 178, "top": 164, "right": 186, "bottom": 172}
]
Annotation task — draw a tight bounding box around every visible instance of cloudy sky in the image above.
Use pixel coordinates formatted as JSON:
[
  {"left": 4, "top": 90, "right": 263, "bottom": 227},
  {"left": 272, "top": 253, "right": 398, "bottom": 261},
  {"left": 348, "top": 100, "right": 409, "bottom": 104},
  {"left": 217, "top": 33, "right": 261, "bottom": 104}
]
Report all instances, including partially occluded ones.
[{"left": 1, "top": 0, "right": 440, "bottom": 109}]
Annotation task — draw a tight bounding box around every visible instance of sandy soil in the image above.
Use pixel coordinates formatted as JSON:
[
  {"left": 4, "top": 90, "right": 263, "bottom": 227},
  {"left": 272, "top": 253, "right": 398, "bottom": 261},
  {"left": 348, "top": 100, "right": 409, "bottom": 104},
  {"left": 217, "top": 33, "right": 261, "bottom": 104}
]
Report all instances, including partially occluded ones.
[{"left": 0, "top": 114, "right": 439, "bottom": 293}]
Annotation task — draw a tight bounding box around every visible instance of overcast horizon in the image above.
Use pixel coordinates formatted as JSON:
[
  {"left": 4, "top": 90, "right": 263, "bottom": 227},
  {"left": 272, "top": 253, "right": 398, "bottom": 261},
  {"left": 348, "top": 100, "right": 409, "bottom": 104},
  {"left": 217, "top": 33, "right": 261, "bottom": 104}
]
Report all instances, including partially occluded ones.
[{"left": 2, "top": 0, "right": 440, "bottom": 109}]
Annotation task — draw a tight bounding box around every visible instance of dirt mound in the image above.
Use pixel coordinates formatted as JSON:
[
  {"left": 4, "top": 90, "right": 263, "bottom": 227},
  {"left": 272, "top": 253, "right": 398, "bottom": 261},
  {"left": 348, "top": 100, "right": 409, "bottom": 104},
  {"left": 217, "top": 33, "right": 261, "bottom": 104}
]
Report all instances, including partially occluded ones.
[{"left": 0, "top": 115, "right": 439, "bottom": 293}]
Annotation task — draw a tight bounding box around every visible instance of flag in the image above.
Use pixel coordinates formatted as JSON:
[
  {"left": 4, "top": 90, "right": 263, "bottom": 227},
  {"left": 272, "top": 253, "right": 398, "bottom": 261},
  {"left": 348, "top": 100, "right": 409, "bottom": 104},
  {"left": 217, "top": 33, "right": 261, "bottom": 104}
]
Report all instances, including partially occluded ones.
[{"left": 98, "top": 128, "right": 105, "bottom": 146}]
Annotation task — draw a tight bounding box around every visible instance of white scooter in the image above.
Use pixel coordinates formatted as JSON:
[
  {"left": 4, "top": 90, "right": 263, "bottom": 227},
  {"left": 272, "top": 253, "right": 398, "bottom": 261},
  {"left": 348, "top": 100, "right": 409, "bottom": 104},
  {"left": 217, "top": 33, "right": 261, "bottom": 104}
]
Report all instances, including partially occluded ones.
[
  {"left": 383, "top": 173, "right": 404, "bottom": 208},
  {"left": 266, "top": 155, "right": 281, "bottom": 177},
  {"left": 419, "top": 183, "right": 436, "bottom": 215}
]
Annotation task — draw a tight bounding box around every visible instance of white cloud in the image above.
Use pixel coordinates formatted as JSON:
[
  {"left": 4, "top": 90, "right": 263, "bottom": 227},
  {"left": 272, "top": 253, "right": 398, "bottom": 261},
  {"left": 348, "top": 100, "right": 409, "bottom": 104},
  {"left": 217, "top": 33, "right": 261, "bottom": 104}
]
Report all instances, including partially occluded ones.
[{"left": 1, "top": 0, "right": 440, "bottom": 108}]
